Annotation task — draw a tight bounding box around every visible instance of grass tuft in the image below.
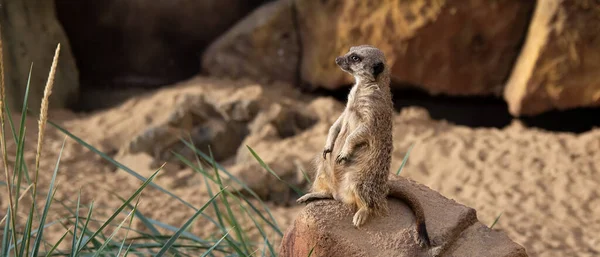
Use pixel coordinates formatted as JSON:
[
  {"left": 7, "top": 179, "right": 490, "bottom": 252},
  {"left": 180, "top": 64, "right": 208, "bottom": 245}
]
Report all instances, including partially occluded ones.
[
  {"left": 490, "top": 212, "right": 503, "bottom": 229},
  {"left": 396, "top": 143, "right": 415, "bottom": 175}
]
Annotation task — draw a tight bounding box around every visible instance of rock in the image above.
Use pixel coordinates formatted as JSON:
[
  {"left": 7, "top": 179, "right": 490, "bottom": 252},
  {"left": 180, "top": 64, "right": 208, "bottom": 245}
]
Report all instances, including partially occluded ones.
[
  {"left": 125, "top": 94, "right": 248, "bottom": 168},
  {"left": 54, "top": 0, "right": 267, "bottom": 91},
  {"left": 295, "top": 0, "right": 534, "bottom": 95},
  {"left": 211, "top": 85, "right": 264, "bottom": 122},
  {"left": 246, "top": 103, "right": 317, "bottom": 140},
  {"left": 201, "top": 0, "right": 299, "bottom": 85},
  {"left": 504, "top": 0, "right": 600, "bottom": 116},
  {"left": 226, "top": 101, "right": 319, "bottom": 206},
  {"left": 279, "top": 174, "right": 528, "bottom": 257},
  {"left": 226, "top": 160, "right": 307, "bottom": 206},
  {"left": 0, "top": 0, "right": 79, "bottom": 111}
]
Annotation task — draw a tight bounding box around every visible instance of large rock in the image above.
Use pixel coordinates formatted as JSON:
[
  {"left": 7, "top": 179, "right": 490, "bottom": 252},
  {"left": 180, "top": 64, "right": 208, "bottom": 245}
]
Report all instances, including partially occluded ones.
[
  {"left": 296, "top": 0, "right": 534, "bottom": 95},
  {"left": 504, "top": 0, "right": 600, "bottom": 116},
  {"left": 202, "top": 0, "right": 299, "bottom": 85},
  {"left": 54, "top": 0, "right": 266, "bottom": 91},
  {"left": 279, "top": 174, "right": 528, "bottom": 257},
  {"left": 0, "top": 0, "right": 79, "bottom": 111}
]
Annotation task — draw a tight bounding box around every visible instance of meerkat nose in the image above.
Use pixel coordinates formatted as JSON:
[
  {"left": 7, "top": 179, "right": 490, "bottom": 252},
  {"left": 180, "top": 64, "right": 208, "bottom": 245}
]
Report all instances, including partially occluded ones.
[{"left": 335, "top": 56, "right": 343, "bottom": 65}]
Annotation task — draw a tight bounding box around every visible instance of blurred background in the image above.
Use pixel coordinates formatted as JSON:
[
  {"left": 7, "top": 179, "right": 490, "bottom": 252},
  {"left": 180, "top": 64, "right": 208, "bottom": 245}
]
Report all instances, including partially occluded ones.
[{"left": 1, "top": 0, "right": 599, "bottom": 256}]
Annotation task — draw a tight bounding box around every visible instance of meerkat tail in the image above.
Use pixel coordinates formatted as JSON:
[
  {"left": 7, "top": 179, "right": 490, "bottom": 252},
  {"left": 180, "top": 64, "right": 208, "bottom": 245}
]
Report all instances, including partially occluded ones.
[{"left": 387, "top": 184, "right": 431, "bottom": 248}]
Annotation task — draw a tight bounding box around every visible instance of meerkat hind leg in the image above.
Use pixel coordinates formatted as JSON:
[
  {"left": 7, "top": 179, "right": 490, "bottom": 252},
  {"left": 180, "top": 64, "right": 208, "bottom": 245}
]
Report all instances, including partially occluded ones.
[
  {"left": 351, "top": 181, "right": 385, "bottom": 228},
  {"left": 297, "top": 165, "right": 336, "bottom": 204},
  {"left": 351, "top": 195, "right": 373, "bottom": 227}
]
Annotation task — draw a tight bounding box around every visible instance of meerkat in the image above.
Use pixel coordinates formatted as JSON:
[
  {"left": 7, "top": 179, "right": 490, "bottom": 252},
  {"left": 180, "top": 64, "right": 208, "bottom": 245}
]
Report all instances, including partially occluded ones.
[{"left": 296, "top": 45, "right": 431, "bottom": 248}]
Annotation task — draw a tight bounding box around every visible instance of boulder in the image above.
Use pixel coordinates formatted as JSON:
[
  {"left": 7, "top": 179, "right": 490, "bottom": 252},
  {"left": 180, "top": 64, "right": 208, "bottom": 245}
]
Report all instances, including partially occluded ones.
[
  {"left": 54, "top": 0, "right": 267, "bottom": 91},
  {"left": 0, "top": 0, "right": 79, "bottom": 111},
  {"left": 295, "top": 0, "right": 534, "bottom": 95},
  {"left": 279, "top": 174, "right": 528, "bottom": 257},
  {"left": 504, "top": 0, "right": 600, "bottom": 116},
  {"left": 202, "top": 0, "right": 299, "bottom": 85}
]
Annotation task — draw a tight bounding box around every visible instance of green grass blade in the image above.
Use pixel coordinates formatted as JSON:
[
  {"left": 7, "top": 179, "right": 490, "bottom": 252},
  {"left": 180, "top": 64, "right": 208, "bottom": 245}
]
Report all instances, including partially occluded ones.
[
  {"left": 19, "top": 201, "right": 36, "bottom": 257},
  {"left": 2, "top": 207, "right": 10, "bottom": 256},
  {"left": 170, "top": 151, "right": 279, "bottom": 254},
  {"left": 12, "top": 63, "right": 33, "bottom": 213},
  {"left": 155, "top": 187, "right": 226, "bottom": 256},
  {"left": 246, "top": 145, "right": 304, "bottom": 196},
  {"left": 171, "top": 156, "right": 283, "bottom": 247},
  {"left": 307, "top": 245, "right": 315, "bottom": 257},
  {"left": 77, "top": 165, "right": 164, "bottom": 254},
  {"left": 200, "top": 163, "right": 236, "bottom": 254},
  {"left": 70, "top": 190, "right": 81, "bottom": 257},
  {"left": 299, "top": 167, "right": 311, "bottom": 184},
  {"left": 230, "top": 190, "right": 275, "bottom": 257},
  {"left": 200, "top": 229, "right": 231, "bottom": 257},
  {"left": 116, "top": 208, "right": 137, "bottom": 257},
  {"left": 4, "top": 98, "right": 33, "bottom": 187},
  {"left": 209, "top": 147, "right": 251, "bottom": 255},
  {"left": 109, "top": 188, "right": 189, "bottom": 257},
  {"left": 174, "top": 140, "right": 282, "bottom": 235},
  {"left": 92, "top": 198, "right": 140, "bottom": 257},
  {"left": 186, "top": 141, "right": 241, "bottom": 255},
  {"left": 31, "top": 137, "right": 67, "bottom": 256},
  {"left": 122, "top": 241, "right": 134, "bottom": 257},
  {"left": 75, "top": 200, "right": 94, "bottom": 254},
  {"left": 12, "top": 123, "right": 26, "bottom": 217},
  {"left": 261, "top": 241, "right": 267, "bottom": 257},
  {"left": 110, "top": 193, "right": 160, "bottom": 236},
  {"left": 396, "top": 143, "right": 415, "bottom": 175},
  {"left": 44, "top": 227, "right": 69, "bottom": 257},
  {"left": 490, "top": 212, "right": 503, "bottom": 229},
  {"left": 190, "top": 145, "right": 227, "bottom": 236}
]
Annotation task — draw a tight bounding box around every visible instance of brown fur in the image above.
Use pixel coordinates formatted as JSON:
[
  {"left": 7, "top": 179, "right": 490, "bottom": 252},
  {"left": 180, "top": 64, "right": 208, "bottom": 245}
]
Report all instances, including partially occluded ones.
[{"left": 297, "top": 45, "right": 431, "bottom": 248}]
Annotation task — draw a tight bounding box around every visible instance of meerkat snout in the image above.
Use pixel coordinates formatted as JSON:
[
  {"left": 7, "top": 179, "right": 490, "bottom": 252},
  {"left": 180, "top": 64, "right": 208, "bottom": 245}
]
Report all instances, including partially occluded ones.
[
  {"left": 335, "top": 56, "right": 350, "bottom": 72},
  {"left": 336, "top": 45, "right": 388, "bottom": 83}
]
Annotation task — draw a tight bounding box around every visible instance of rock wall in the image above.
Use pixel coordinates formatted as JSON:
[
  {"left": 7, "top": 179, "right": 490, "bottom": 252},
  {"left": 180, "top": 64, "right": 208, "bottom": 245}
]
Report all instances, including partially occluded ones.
[
  {"left": 0, "top": 0, "right": 79, "bottom": 111},
  {"left": 295, "top": 0, "right": 535, "bottom": 95},
  {"left": 54, "top": 0, "right": 267, "bottom": 90},
  {"left": 504, "top": 0, "right": 600, "bottom": 116},
  {"left": 202, "top": 0, "right": 299, "bottom": 85}
]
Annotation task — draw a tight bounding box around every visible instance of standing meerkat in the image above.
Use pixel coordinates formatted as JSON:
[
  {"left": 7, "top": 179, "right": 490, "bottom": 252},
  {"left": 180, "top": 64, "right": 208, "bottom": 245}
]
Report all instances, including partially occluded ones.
[{"left": 297, "top": 45, "right": 431, "bottom": 248}]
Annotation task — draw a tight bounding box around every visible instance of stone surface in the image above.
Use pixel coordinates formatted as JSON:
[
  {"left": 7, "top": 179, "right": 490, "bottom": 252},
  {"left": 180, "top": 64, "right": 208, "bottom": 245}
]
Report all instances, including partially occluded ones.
[
  {"left": 0, "top": 0, "right": 79, "bottom": 111},
  {"left": 124, "top": 93, "right": 249, "bottom": 168},
  {"left": 54, "top": 0, "right": 266, "bottom": 91},
  {"left": 504, "top": 0, "right": 600, "bottom": 116},
  {"left": 296, "top": 0, "right": 534, "bottom": 95},
  {"left": 202, "top": 0, "right": 299, "bottom": 85},
  {"left": 279, "top": 174, "right": 528, "bottom": 257}
]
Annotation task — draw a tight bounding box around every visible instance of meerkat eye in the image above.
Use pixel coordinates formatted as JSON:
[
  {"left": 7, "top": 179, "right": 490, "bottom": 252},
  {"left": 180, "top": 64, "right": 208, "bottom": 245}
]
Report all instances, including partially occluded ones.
[{"left": 350, "top": 55, "right": 361, "bottom": 62}]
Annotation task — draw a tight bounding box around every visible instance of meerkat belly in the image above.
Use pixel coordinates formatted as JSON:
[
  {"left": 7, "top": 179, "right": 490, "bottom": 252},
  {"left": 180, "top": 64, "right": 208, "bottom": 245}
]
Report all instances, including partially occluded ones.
[{"left": 330, "top": 109, "right": 366, "bottom": 205}]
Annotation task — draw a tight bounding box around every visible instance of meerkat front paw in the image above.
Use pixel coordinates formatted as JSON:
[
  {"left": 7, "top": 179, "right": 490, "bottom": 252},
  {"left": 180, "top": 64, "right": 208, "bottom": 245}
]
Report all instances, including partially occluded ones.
[
  {"left": 322, "top": 146, "right": 332, "bottom": 159},
  {"left": 335, "top": 151, "right": 350, "bottom": 164}
]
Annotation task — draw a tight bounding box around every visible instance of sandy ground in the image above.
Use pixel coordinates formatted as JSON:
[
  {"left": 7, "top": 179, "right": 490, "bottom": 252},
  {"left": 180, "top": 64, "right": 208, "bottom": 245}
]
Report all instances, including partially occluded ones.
[{"left": 0, "top": 76, "right": 599, "bottom": 257}]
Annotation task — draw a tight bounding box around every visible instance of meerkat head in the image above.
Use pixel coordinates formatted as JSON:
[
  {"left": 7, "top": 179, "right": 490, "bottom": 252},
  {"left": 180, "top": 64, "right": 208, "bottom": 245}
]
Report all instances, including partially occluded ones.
[{"left": 335, "top": 45, "right": 388, "bottom": 83}]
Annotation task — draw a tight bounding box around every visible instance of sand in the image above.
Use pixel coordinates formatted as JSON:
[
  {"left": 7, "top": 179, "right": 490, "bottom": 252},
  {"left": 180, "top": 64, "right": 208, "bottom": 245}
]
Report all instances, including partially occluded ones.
[{"left": 0, "top": 76, "right": 599, "bottom": 257}]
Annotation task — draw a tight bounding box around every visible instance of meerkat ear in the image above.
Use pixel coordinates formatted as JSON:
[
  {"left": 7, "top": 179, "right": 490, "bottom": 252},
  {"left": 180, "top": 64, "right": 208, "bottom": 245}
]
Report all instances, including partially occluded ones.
[{"left": 373, "top": 62, "right": 384, "bottom": 76}]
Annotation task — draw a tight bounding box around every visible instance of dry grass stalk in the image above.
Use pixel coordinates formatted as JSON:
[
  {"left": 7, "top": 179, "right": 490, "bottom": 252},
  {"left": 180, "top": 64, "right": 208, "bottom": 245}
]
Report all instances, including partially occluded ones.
[
  {"left": 33, "top": 43, "right": 61, "bottom": 198},
  {"left": 0, "top": 23, "right": 19, "bottom": 247}
]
